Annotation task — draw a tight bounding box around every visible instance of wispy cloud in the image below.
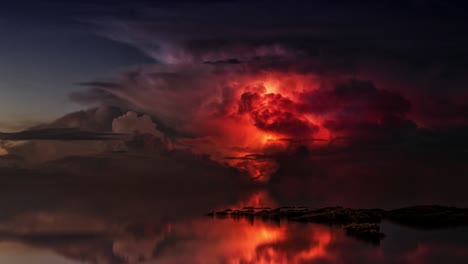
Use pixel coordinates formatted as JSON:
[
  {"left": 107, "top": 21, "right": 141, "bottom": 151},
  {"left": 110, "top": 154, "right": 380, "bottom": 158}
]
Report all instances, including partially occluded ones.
[{"left": 0, "top": 128, "right": 121, "bottom": 141}]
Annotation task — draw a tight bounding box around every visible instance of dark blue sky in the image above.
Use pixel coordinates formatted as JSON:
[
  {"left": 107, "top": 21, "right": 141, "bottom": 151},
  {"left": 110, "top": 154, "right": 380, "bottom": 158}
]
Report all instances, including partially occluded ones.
[{"left": 0, "top": 2, "right": 152, "bottom": 130}]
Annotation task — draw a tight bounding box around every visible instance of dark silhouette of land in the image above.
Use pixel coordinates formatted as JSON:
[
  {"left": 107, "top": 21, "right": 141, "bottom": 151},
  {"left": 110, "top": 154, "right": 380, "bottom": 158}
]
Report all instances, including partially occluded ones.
[{"left": 207, "top": 205, "right": 468, "bottom": 245}]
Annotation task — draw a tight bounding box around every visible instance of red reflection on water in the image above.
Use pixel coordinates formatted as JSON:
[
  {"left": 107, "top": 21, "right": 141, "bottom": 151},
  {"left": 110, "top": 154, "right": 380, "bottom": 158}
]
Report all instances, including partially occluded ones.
[
  {"left": 227, "top": 190, "right": 277, "bottom": 209},
  {"left": 5, "top": 210, "right": 468, "bottom": 264},
  {"left": 252, "top": 227, "right": 333, "bottom": 264},
  {"left": 113, "top": 217, "right": 336, "bottom": 264}
]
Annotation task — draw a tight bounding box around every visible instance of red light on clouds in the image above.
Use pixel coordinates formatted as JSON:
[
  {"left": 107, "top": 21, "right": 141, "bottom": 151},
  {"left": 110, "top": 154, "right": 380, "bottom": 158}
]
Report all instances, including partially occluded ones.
[
  {"left": 177, "top": 71, "right": 339, "bottom": 180},
  {"left": 216, "top": 73, "right": 329, "bottom": 179}
]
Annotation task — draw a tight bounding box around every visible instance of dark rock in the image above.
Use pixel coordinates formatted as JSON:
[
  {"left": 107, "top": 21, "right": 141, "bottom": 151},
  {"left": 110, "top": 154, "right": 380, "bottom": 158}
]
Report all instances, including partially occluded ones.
[
  {"left": 281, "top": 208, "right": 310, "bottom": 218},
  {"left": 206, "top": 205, "right": 468, "bottom": 245},
  {"left": 231, "top": 209, "right": 254, "bottom": 216},
  {"left": 215, "top": 211, "right": 229, "bottom": 217},
  {"left": 255, "top": 209, "right": 271, "bottom": 215},
  {"left": 344, "top": 223, "right": 385, "bottom": 245},
  {"left": 271, "top": 207, "right": 310, "bottom": 215},
  {"left": 230, "top": 210, "right": 241, "bottom": 216},
  {"left": 292, "top": 207, "right": 384, "bottom": 224}
]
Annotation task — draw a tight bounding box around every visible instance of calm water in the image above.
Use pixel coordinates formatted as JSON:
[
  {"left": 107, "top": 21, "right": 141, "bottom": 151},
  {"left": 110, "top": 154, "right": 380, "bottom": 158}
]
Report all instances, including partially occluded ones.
[{"left": 1, "top": 189, "right": 468, "bottom": 264}]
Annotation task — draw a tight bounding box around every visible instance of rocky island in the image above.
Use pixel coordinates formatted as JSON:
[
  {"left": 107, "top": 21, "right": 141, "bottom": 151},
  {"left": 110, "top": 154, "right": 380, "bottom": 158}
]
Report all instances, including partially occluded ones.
[{"left": 207, "top": 205, "right": 468, "bottom": 244}]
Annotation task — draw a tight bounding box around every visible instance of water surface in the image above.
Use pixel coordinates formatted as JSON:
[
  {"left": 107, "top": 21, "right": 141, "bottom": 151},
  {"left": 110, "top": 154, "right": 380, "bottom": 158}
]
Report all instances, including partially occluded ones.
[{"left": 1, "top": 191, "right": 467, "bottom": 264}]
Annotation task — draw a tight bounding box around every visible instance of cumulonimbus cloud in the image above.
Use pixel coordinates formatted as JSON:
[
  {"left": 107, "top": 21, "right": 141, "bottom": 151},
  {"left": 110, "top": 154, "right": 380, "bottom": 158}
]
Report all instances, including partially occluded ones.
[
  {"left": 112, "top": 111, "right": 164, "bottom": 139},
  {"left": 7, "top": 0, "right": 468, "bottom": 195}
]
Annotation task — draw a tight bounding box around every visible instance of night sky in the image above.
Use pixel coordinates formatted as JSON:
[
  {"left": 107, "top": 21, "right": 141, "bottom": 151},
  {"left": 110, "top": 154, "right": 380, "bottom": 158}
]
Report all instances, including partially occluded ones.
[{"left": 0, "top": 1, "right": 152, "bottom": 130}]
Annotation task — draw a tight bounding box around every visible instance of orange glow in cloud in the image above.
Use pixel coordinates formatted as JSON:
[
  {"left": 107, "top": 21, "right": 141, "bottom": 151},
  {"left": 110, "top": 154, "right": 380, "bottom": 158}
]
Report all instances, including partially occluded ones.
[
  {"left": 224, "top": 73, "right": 327, "bottom": 179},
  {"left": 263, "top": 79, "right": 280, "bottom": 94},
  {"left": 178, "top": 72, "right": 330, "bottom": 180}
]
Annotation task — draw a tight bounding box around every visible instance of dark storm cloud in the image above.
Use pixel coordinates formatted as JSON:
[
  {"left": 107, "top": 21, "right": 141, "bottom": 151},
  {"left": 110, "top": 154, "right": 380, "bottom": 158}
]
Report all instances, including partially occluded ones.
[
  {"left": 203, "top": 58, "right": 242, "bottom": 65},
  {"left": 411, "top": 95, "right": 468, "bottom": 127},
  {"left": 33, "top": 106, "right": 124, "bottom": 132},
  {"left": 265, "top": 124, "right": 468, "bottom": 208},
  {"left": 298, "top": 79, "right": 417, "bottom": 139},
  {"left": 69, "top": 85, "right": 128, "bottom": 108},
  {"left": 301, "top": 80, "right": 411, "bottom": 116},
  {"left": 94, "top": 1, "right": 468, "bottom": 67},
  {"left": 66, "top": 0, "right": 468, "bottom": 131},
  {"left": 0, "top": 128, "right": 120, "bottom": 141}
]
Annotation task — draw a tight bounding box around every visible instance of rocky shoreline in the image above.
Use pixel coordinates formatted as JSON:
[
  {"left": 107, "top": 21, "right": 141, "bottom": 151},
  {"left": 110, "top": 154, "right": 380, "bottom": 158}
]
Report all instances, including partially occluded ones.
[{"left": 207, "top": 205, "right": 468, "bottom": 244}]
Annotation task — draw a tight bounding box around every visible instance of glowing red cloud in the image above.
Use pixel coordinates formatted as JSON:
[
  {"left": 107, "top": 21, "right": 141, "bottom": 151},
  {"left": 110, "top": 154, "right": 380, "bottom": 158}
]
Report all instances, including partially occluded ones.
[
  {"left": 200, "top": 75, "right": 414, "bottom": 180},
  {"left": 239, "top": 92, "right": 319, "bottom": 137},
  {"left": 185, "top": 72, "right": 330, "bottom": 180},
  {"left": 78, "top": 67, "right": 414, "bottom": 181}
]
